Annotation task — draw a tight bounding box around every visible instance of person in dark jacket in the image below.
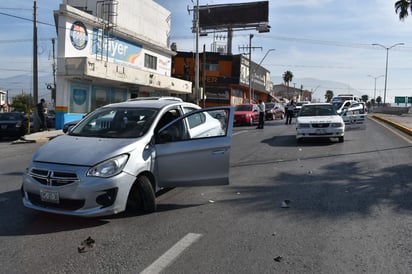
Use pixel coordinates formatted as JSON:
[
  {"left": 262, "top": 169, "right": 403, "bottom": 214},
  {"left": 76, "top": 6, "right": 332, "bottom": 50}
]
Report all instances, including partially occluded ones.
[{"left": 37, "top": 98, "right": 47, "bottom": 131}]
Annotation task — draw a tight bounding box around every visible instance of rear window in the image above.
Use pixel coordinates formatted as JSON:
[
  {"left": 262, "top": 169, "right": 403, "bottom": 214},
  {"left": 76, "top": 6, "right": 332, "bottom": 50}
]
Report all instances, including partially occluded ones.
[{"left": 235, "top": 105, "right": 253, "bottom": 111}]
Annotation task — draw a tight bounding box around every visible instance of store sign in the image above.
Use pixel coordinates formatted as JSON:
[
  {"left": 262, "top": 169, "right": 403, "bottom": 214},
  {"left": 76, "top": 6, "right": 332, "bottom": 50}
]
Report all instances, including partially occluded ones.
[
  {"left": 70, "top": 21, "right": 88, "bottom": 50},
  {"left": 92, "top": 29, "right": 142, "bottom": 64}
]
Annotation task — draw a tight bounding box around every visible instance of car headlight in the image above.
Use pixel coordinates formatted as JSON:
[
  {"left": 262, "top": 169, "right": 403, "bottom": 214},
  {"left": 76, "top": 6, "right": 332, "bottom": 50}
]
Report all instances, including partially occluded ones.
[
  {"left": 297, "top": 123, "right": 310, "bottom": 128},
  {"left": 331, "top": 122, "right": 344, "bottom": 128},
  {"left": 87, "top": 154, "right": 129, "bottom": 178}
]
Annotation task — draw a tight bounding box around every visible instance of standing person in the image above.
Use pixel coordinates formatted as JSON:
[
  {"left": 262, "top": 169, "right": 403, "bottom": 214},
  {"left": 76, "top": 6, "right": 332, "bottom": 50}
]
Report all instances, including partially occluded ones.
[
  {"left": 285, "top": 99, "right": 296, "bottom": 125},
  {"left": 257, "top": 99, "right": 265, "bottom": 129},
  {"left": 36, "top": 98, "right": 47, "bottom": 131}
]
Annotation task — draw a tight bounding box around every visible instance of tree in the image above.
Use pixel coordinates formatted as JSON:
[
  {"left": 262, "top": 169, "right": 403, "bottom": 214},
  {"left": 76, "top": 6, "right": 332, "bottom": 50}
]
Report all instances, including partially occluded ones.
[
  {"left": 395, "top": 0, "right": 411, "bottom": 20},
  {"left": 324, "top": 90, "right": 334, "bottom": 102},
  {"left": 11, "top": 94, "right": 33, "bottom": 114},
  {"left": 282, "top": 70, "right": 294, "bottom": 98},
  {"left": 361, "top": 94, "right": 369, "bottom": 103},
  {"left": 376, "top": 96, "right": 382, "bottom": 106}
]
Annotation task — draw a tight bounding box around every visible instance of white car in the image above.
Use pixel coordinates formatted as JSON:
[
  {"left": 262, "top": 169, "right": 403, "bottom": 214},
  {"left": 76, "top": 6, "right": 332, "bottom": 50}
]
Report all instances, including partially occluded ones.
[
  {"left": 296, "top": 103, "right": 345, "bottom": 142},
  {"left": 22, "top": 98, "right": 234, "bottom": 217}
]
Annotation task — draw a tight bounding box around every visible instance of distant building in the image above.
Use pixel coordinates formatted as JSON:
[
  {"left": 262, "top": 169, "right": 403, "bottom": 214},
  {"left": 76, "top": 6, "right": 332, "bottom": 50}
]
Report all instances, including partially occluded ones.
[
  {"left": 272, "top": 84, "right": 312, "bottom": 102},
  {"left": 0, "top": 90, "right": 8, "bottom": 112},
  {"left": 172, "top": 51, "right": 278, "bottom": 106}
]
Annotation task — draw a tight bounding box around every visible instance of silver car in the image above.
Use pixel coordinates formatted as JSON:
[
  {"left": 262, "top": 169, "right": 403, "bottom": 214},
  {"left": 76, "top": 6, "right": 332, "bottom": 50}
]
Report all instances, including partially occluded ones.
[{"left": 22, "top": 98, "right": 234, "bottom": 217}]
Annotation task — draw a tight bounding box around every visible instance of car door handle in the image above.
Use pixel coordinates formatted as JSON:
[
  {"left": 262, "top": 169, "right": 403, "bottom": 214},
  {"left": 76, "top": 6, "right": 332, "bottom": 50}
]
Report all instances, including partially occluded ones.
[{"left": 212, "top": 149, "right": 227, "bottom": 155}]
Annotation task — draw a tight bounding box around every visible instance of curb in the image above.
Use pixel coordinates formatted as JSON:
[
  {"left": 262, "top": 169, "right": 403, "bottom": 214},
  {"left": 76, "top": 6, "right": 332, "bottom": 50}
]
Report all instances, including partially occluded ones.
[{"left": 370, "top": 114, "right": 412, "bottom": 136}]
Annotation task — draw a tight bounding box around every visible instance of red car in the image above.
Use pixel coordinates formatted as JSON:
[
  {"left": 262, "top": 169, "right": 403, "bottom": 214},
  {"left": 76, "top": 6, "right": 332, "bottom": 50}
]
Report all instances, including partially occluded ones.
[{"left": 234, "top": 104, "right": 259, "bottom": 126}]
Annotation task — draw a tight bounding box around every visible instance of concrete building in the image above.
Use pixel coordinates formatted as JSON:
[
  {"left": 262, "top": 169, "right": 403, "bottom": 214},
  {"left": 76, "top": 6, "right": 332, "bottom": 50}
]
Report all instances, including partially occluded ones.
[
  {"left": 272, "top": 84, "right": 312, "bottom": 102},
  {"left": 53, "top": 0, "right": 192, "bottom": 129}
]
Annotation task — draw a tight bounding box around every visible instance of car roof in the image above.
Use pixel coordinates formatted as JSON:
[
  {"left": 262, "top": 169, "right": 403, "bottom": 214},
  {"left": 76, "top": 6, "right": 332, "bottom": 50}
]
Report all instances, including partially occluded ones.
[
  {"left": 101, "top": 98, "right": 198, "bottom": 110},
  {"left": 302, "top": 103, "right": 331, "bottom": 107}
]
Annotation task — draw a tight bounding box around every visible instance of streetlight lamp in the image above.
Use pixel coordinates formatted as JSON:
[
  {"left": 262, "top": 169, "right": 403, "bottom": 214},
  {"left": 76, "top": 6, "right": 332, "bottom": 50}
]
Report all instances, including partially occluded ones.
[{"left": 372, "top": 43, "right": 404, "bottom": 105}]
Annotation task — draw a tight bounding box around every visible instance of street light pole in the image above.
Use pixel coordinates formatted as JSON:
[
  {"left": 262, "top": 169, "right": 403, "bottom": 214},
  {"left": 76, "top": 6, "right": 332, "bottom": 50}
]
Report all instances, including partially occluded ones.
[
  {"left": 372, "top": 43, "right": 404, "bottom": 105},
  {"left": 367, "top": 74, "right": 384, "bottom": 101}
]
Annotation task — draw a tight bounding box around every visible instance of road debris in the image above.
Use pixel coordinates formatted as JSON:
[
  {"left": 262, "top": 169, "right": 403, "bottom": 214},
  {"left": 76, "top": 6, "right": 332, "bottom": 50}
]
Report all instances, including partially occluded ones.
[
  {"left": 281, "top": 200, "right": 291, "bottom": 208},
  {"left": 78, "top": 236, "right": 95, "bottom": 253},
  {"left": 274, "top": 256, "right": 283, "bottom": 262}
]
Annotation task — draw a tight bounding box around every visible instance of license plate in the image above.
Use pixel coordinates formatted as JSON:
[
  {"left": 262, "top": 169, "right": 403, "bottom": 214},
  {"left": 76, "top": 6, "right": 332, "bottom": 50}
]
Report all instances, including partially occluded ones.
[
  {"left": 40, "top": 189, "right": 60, "bottom": 204},
  {"left": 315, "top": 129, "right": 325, "bottom": 134}
]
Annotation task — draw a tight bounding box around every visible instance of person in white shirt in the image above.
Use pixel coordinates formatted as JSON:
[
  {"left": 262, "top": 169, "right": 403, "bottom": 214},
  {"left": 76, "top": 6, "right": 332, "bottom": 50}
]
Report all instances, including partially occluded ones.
[{"left": 285, "top": 100, "right": 296, "bottom": 125}]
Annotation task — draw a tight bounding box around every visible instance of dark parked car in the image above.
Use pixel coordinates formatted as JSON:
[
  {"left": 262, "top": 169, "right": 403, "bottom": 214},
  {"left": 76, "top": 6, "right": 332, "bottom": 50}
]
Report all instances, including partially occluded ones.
[
  {"left": 0, "top": 112, "right": 30, "bottom": 139},
  {"left": 62, "top": 119, "right": 81, "bottom": 133},
  {"left": 265, "top": 102, "right": 285, "bottom": 120}
]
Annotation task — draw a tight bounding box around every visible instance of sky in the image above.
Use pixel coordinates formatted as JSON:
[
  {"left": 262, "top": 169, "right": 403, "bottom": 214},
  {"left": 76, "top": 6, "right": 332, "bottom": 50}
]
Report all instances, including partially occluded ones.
[{"left": 1, "top": 0, "right": 412, "bottom": 103}]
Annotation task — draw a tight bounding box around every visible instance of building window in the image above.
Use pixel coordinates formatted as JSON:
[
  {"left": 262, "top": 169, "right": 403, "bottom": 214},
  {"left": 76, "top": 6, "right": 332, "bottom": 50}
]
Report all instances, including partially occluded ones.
[
  {"left": 145, "top": 54, "right": 157, "bottom": 70},
  {"left": 205, "top": 63, "right": 219, "bottom": 71}
]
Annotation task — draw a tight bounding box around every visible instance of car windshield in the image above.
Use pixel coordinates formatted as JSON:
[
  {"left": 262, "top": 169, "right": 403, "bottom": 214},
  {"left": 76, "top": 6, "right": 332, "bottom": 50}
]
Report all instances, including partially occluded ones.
[
  {"left": 235, "top": 105, "right": 252, "bottom": 111},
  {"left": 332, "top": 101, "right": 343, "bottom": 109},
  {"left": 265, "top": 103, "right": 275, "bottom": 109},
  {"left": 69, "top": 107, "right": 158, "bottom": 138},
  {"left": 299, "top": 105, "right": 337, "bottom": 116}
]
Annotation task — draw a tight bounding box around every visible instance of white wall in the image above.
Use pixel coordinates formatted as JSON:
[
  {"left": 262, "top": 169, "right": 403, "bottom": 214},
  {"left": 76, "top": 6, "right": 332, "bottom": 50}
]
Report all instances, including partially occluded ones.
[{"left": 62, "top": 0, "right": 170, "bottom": 48}]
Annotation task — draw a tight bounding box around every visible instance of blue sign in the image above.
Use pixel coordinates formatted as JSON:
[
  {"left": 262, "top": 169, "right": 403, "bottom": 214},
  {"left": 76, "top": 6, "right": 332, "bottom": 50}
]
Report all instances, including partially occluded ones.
[{"left": 92, "top": 29, "right": 143, "bottom": 65}]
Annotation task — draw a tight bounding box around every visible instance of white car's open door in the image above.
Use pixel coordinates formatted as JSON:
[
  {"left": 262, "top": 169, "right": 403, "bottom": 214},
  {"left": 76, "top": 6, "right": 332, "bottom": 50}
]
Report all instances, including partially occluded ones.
[
  {"left": 154, "top": 106, "right": 234, "bottom": 188},
  {"left": 341, "top": 104, "right": 367, "bottom": 130}
]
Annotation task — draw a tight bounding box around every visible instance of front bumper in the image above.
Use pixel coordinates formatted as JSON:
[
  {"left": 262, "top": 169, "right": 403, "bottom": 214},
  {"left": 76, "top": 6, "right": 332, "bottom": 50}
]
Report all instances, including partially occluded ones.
[
  {"left": 296, "top": 128, "right": 344, "bottom": 139},
  {"left": 21, "top": 162, "right": 136, "bottom": 217}
]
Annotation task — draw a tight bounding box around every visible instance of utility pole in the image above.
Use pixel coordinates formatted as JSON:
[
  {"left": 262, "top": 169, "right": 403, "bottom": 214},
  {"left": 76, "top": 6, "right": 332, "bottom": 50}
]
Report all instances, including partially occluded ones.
[
  {"left": 194, "top": 0, "right": 200, "bottom": 105},
  {"left": 239, "top": 34, "right": 262, "bottom": 103},
  {"left": 188, "top": 0, "right": 200, "bottom": 105},
  {"left": 33, "top": 0, "right": 38, "bottom": 104},
  {"left": 51, "top": 38, "right": 57, "bottom": 104}
]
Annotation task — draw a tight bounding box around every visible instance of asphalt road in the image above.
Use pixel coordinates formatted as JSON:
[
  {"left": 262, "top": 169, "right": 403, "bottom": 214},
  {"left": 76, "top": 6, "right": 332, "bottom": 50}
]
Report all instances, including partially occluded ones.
[{"left": 0, "top": 117, "right": 411, "bottom": 273}]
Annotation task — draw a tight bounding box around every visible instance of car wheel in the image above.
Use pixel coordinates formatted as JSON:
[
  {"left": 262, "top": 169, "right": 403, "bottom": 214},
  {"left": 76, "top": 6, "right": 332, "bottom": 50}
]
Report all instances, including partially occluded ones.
[
  {"left": 280, "top": 113, "right": 285, "bottom": 119},
  {"left": 127, "top": 175, "right": 156, "bottom": 213},
  {"left": 338, "top": 136, "right": 344, "bottom": 143}
]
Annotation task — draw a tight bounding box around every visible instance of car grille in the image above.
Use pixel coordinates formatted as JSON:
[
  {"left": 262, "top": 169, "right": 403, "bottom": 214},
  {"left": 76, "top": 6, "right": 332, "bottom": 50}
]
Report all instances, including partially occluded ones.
[
  {"left": 312, "top": 123, "right": 329, "bottom": 128},
  {"left": 27, "top": 192, "right": 85, "bottom": 210},
  {"left": 28, "top": 168, "right": 79, "bottom": 186}
]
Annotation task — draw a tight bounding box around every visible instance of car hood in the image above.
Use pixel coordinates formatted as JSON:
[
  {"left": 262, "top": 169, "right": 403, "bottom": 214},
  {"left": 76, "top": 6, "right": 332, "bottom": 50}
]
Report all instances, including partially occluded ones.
[
  {"left": 32, "top": 134, "right": 142, "bottom": 166},
  {"left": 297, "top": 115, "right": 343, "bottom": 123}
]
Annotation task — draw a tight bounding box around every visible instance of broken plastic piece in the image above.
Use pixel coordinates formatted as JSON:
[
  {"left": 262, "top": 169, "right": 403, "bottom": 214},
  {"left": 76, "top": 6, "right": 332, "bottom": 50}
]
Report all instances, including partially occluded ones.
[
  {"left": 274, "top": 256, "right": 282, "bottom": 262},
  {"left": 281, "top": 200, "right": 291, "bottom": 208}
]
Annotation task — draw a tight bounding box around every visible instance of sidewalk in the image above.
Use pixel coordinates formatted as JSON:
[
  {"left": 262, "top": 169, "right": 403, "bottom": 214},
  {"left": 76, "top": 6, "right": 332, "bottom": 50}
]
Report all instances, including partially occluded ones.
[
  {"left": 369, "top": 113, "right": 412, "bottom": 136},
  {"left": 11, "top": 113, "right": 412, "bottom": 144},
  {"left": 12, "top": 129, "right": 64, "bottom": 144}
]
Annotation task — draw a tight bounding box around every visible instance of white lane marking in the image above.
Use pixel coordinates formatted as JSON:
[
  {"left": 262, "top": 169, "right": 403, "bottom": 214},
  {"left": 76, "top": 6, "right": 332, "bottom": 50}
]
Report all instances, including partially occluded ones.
[
  {"left": 140, "top": 233, "right": 202, "bottom": 274},
  {"left": 233, "top": 130, "right": 247, "bottom": 136}
]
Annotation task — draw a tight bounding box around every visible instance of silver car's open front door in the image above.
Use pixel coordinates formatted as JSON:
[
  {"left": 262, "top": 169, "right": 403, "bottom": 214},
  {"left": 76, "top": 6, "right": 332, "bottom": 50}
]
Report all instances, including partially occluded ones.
[
  {"left": 342, "top": 104, "right": 367, "bottom": 130},
  {"left": 154, "top": 106, "right": 234, "bottom": 188}
]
